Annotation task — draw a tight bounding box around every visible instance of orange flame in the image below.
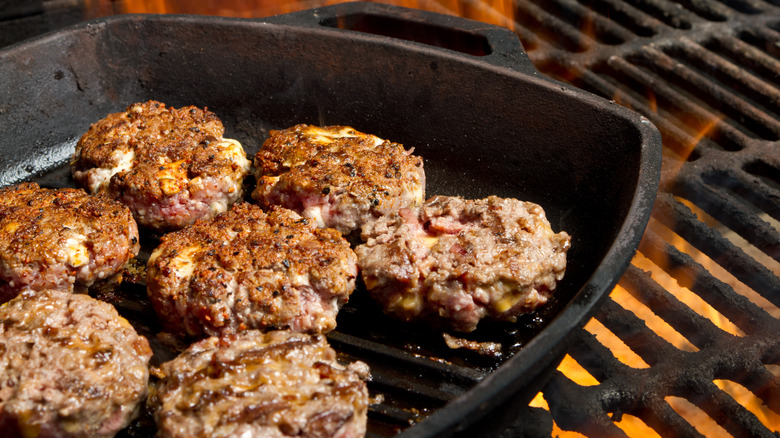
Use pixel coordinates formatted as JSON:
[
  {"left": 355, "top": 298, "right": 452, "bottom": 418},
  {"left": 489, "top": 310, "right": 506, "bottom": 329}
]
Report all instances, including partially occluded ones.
[
  {"left": 85, "top": 0, "right": 515, "bottom": 28},
  {"left": 532, "top": 65, "right": 778, "bottom": 437},
  {"left": 531, "top": 216, "right": 780, "bottom": 436}
]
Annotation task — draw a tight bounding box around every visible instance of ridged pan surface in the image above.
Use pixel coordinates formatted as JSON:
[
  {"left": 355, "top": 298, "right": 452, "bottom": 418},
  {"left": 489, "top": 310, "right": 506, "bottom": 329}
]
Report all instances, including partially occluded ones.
[{"left": 0, "top": 2, "right": 662, "bottom": 436}]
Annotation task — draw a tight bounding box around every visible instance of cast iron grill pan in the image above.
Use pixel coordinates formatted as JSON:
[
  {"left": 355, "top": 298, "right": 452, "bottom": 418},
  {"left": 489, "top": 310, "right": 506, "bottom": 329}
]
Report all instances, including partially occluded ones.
[{"left": 0, "top": 3, "right": 662, "bottom": 436}]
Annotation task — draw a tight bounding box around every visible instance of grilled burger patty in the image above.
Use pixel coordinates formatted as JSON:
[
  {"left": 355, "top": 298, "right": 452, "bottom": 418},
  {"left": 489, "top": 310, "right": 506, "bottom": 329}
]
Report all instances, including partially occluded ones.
[
  {"left": 0, "top": 182, "right": 139, "bottom": 303},
  {"left": 149, "top": 330, "right": 370, "bottom": 438},
  {"left": 252, "top": 124, "right": 425, "bottom": 236},
  {"left": 356, "top": 195, "right": 572, "bottom": 332},
  {"left": 146, "top": 202, "right": 358, "bottom": 339},
  {"left": 0, "top": 289, "right": 153, "bottom": 438},
  {"left": 71, "top": 101, "right": 251, "bottom": 232}
]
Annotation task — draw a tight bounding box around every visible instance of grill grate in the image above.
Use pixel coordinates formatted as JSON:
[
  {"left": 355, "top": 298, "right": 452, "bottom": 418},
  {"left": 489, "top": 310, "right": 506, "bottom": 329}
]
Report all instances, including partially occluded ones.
[{"left": 509, "top": 0, "right": 780, "bottom": 435}]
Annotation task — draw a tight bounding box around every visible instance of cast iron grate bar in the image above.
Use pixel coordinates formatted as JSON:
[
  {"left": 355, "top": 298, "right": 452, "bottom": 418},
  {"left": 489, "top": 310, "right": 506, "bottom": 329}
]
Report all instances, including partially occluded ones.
[
  {"left": 657, "top": 42, "right": 780, "bottom": 140},
  {"left": 674, "top": 38, "right": 780, "bottom": 116},
  {"left": 609, "top": 52, "right": 758, "bottom": 146},
  {"left": 703, "top": 167, "right": 780, "bottom": 229},
  {"left": 595, "top": 297, "right": 679, "bottom": 366},
  {"left": 573, "top": 0, "right": 664, "bottom": 37},
  {"left": 639, "top": 227, "right": 776, "bottom": 340},
  {"left": 673, "top": 177, "right": 780, "bottom": 259},
  {"left": 532, "top": 0, "right": 633, "bottom": 44},
  {"left": 540, "top": 265, "right": 780, "bottom": 437},
  {"left": 514, "top": 0, "right": 597, "bottom": 52},
  {"left": 623, "top": 0, "right": 697, "bottom": 30},
  {"left": 715, "top": 29, "right": 780, "bottom": 82},
  {"left": 652, "top": 193, "right": 780, "bottom": 307},
  {"left": 621, "top": 252, "right": 734, "bottom": 349}
]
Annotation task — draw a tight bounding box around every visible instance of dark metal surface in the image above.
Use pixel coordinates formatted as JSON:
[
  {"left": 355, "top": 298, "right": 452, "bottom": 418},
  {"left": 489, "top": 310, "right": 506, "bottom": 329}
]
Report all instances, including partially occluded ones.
[
  {"left": 0, "top": 3, "right": 661, "bottom": 436},
  {"left": 505, "top": 0, "right": 780, "bottom": 435},
  {"left": 0, "top": 0, "right": 86, "bottom": 47}
]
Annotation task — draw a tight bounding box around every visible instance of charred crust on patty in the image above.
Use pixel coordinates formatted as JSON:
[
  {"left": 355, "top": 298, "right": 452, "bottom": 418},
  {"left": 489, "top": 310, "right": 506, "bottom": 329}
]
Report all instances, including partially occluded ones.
[
  {"left": 252, "top": 124, "right": 425, "bottom": 236},
  {"left": 0, "top": 182, "right": 139, "bottom": 303},
  {"left": 148, "top": 329, "right": 370, "bottom": 438},
  {"left": 356, "top": 195, "right": 571, "bottom": 332},
  {"left": 71, "top": 100, "right": 251, "bottom": 232},
  {"left": 0, "top": 289, "right": 153, "bottom": 438},
  {"left": 146, "top": 203, "right": 358, "bottom": 339}
]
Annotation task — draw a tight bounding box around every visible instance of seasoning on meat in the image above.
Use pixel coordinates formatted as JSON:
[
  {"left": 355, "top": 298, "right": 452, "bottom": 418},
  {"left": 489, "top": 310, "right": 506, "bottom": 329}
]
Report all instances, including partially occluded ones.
[
  {"left": 356, "top": 195, "right": 571, "bottom": 332},
  {"left": 146, "top": 202, "right": 358, "bottom": 339},
  {"left": 0, "top": 182, "right": 140, "bottom": 303},
  {"left": 71, "top": 100, "right": 252, "bottom": 232},
  {"left": 0, "top": 289, "right": 153, "bottom": 438},
  {"left": 149, "top": 329, "right": 370, "bottom": 438},
  {"left": 252, "top": 124, "right": 425, "bottom": 237}
]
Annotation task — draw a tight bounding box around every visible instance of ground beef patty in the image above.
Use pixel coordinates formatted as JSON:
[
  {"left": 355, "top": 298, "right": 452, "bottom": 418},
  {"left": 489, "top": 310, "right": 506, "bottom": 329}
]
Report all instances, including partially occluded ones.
[
  {"left": 0, "top": 289, "right": 153, "bottom": 438},
  {"left": 252, "top": 124, "right": 425, "bottom": 237},
  {"left": 71, "top": 100, "right": 252, "bottom": 232},
  {"left": 146, "top": 202, "right": 358, "bottom": 339},
  {"left": 0, "top": 182, "right": 140, "bottom": 303},
  {"left": 356, "top": 195, "right": 572, "bottom": 332},
  {"left": 149, "top": 330, "right": 370, "bottom": 438}
]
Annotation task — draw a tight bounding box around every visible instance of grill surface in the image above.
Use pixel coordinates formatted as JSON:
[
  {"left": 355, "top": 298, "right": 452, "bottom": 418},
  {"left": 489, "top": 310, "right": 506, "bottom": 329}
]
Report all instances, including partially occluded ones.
[
  {"left": 510, "top": 0, "right": 780, "bottom": 436},
  {"left": 1, "top": 0, "right": 779, "bottom": 437}
]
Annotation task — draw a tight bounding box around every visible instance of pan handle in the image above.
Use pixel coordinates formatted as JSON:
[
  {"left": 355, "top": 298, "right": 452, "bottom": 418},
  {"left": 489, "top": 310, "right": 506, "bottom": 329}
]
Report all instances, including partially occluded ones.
[{"left": 262, "top": 1, "right": 538, "bottom": 76}]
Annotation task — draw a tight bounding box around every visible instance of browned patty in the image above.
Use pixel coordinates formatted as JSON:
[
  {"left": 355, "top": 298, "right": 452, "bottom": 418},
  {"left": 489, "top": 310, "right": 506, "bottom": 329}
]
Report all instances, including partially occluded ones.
[
  {"left": 146, "top": 202, "right": 358, "bottom": 339},
  {"left": 0, "top": 182, "right": 140, "bottom": 303},
  {"left": 0, "top": 289, "right": 153, "bottom": 438},
  {"left": 71, "top": 101, "right": 251, "bottom": 232},
  {"left": 356, "top": 195, "right": 571, "bottom": 332},
  {"left": 149, "top": 329, "right": 370, "bottom": 438},
  {"left": 252, "top": 124, "right": 425, "bottom": 236}
]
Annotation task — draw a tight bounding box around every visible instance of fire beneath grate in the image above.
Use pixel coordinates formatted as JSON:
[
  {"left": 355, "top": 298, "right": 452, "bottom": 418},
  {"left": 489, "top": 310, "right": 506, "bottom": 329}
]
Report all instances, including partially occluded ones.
[
  {"left": 510, "top": 0, "right": 780, "bottom": 435},
  {"left": 2, "top": 0, "right": 779, "bottom": 437}
]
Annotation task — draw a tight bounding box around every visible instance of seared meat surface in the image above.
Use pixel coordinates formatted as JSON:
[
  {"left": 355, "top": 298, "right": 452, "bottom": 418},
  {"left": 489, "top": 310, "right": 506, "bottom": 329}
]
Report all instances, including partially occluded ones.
[
  {"left": 0, "top": 183, "right": 139, "bottom": 303},
  {"left": 71, "top": 101, "right": 251, "bottom": 232},
  {"left": 0, "top": 290, "right": 153, "bottom": 438},
  {"left": 356, "top": 195, "right": 571, "bottom": 332},
  {"left": 149, "top": 330, "right": 370, "bottom": 438},
  {"left": 146, "top": 203, "right": 358, "bottom": 339},
  {"left": 252, "top": 124, "right": 425, "bottom": 236}
]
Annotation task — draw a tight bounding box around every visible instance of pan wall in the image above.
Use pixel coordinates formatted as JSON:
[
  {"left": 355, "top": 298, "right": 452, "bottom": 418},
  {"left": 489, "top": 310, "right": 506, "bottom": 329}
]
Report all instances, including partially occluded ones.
[{"left": 0, "top": 13, "right": 645, "bottom": 320}]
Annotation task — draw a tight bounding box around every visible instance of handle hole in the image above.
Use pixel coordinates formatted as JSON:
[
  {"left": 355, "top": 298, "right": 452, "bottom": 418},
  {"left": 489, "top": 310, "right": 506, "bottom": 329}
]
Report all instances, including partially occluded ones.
[{"left": 319, "top": 13, "right": 492, "bottom": 56}]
